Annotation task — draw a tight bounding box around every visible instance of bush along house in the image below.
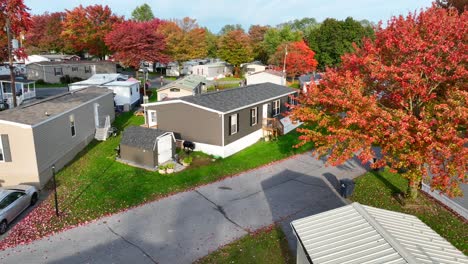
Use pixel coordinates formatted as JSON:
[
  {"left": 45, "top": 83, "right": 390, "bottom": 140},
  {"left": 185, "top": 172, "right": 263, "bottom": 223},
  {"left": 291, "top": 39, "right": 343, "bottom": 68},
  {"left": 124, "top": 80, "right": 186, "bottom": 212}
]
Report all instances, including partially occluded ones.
[{"left": 142, "top": 82, "right": 301, "bottom": 158}]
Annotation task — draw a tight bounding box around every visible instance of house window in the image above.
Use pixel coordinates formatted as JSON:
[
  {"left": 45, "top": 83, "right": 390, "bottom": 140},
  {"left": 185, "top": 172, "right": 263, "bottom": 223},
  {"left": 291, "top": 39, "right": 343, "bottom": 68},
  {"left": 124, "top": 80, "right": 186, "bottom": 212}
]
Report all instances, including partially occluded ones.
[
  {"left": 230, "top": 114, "right": 238, "bottom": 135},
  {"left": 250, "top": 107, "right": 257, "bottom": 126},
  {"left": 54, "top": 68, "right": 63, "bottom": 76},
  {"left": 84, "top": 66, "right": 91, "bottom": 73},
  {"left": 71, "top": 67, "right": 78, "bottom": 72},
  {"left": 130, "top": 87, "right": 133, "bottom": 95},
  {"left": 288, "top": 95, "right": 297, "bottom": 106},
  {"left": 273, "top": 100, "right": 280, "bottom": 116},
  {"left": 70, "top": 115, "right": 76, "bottom": 137},
  {"left": 0, "top": 136, "right": 4, "bottom": 162},
  {"left": 0, "top": 134, "right": 11, "bottom": 162},
  {"left": 170, "top": 88, "right": 180, "bottom": 92}
]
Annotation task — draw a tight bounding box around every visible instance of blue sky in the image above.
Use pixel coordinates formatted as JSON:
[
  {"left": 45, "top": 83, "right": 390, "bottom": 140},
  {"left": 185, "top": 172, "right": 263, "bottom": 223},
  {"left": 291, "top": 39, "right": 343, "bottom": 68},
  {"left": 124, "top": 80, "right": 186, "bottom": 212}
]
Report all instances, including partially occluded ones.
[{"left": 24, "top": 0, "right": 434, "bottom": 33}]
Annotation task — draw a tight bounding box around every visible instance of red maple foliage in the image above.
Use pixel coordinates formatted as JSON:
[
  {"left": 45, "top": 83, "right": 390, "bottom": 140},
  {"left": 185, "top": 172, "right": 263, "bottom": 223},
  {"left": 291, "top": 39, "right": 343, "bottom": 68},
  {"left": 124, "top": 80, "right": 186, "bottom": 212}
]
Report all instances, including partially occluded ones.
[
  {"left": 105, "top": 19, "right": 170, "bottom": 69},
  {"left": 0, "top": 0, "right": 32, "bottom": 60},
  {"left": 270, "top": 40, "right": 318, "bottom": 79},
  {"left": 291, "top": 6, "right": 467, "bottom": 198},
  {"left": 61, "top": 5, "right": 122, "bottom": 58},
  {"left": 25, "top": 12, "right": 66, "bottom": 53}
]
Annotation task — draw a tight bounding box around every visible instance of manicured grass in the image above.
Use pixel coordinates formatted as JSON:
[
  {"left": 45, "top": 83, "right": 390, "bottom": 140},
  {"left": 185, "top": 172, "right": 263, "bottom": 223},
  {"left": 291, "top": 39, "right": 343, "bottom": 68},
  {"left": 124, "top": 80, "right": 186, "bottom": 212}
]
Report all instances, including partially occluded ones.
[
  {"left": 148, "top": 89, "right": 158, "bottom": 102},
  {"left": 196, "top": 226, "right": 295, "bottom": 264},
  {"left": 207, "top": 83, "right": 240, "bottom": 91},
  {"left": 34, "top": 82, "right": 68, "bottom": 88},
  {"left": 288, "top": 82, "right": 300, "bottom": 89},
  {"left": 216, "top": 77, "right": 243, "bottom": 81},
  {"left": 351, "top": 169, "right": 468, "bottom": 254},
  {"left": 41, "top": 112, "right": 312, "bottom": 230}
]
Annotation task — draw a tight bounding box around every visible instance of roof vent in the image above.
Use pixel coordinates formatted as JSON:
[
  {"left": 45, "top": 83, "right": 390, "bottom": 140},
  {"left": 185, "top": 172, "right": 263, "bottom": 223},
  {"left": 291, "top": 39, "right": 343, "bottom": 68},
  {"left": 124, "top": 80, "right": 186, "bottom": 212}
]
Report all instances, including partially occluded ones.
[{"left": 45, "top": 111, "right": 50, "bottom": 116}]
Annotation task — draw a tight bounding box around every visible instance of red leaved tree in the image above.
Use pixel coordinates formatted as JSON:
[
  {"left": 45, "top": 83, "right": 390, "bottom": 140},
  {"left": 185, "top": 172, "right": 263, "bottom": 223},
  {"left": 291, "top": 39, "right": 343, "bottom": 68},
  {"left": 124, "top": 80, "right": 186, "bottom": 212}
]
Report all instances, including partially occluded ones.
[
  {"left": 62, "top": 5, "right": 122, "bottom": 58},
  {"left": 105, "top": 19, "right": 170, "bottom": 69},
  {"left": 0, "top": 0, "right": 31, "bottom": 60},
  {"left": 25, "top": 12, "right": 66, "bottom": 53},
  {"left": 291, "top": 6, "right": 467, "bottom": 198},
  {"left": 270, "top": 40, "right": 318, "bottom": 80}
]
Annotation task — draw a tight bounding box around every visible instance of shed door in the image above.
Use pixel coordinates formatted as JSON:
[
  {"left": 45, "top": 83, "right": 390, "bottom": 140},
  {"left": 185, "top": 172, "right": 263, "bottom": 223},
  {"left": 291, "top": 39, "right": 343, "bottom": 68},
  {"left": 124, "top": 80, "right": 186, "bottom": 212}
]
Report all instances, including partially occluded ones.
[{"left": 157, "top": 135, "right": 172, "bottom": 164}]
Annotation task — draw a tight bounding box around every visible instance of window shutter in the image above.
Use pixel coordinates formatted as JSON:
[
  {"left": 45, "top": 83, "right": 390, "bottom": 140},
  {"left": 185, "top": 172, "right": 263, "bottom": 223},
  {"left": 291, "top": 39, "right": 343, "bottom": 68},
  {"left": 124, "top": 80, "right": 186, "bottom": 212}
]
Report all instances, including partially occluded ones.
[
  {"left": 228, "top": 115, "right": 232, "bottom": 135},
  {"left": 250, "top": 109, "right": 253, "bottom": 126},
  {"left": 1, "top": 134, "right": 12, "bottom": 162},
  {"left": 257, "top": 107, "right": 259, "bottom": 124},
  {"left": 237, "top": 113, "right": 239, "bottom": 133}
]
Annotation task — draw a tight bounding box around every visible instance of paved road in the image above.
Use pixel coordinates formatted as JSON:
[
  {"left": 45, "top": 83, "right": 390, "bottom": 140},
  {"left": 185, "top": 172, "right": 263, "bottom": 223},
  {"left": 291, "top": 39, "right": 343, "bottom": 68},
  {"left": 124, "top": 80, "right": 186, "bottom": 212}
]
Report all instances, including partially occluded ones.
[
  {"left": 35, "top": 88, "right": 68, "bottom": 99},
  {"left": 0, "top": 153, "right": 367, "bottom": 264}
]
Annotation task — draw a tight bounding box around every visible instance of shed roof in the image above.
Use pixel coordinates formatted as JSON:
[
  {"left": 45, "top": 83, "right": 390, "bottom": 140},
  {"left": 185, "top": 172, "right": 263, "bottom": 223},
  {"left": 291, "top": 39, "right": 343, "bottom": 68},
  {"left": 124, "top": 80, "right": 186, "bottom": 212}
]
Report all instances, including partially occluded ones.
[
  {"left": 70, "top": 74, "right": 126, "bottom": 87},
  {"left": 248, "top": 70, "right": 285, "bottom": 77},
  {"left": 179, "top": 82, "right": 295, "bottom": 113},
  {"left": 120, "top": 126, "right": 172, "bottom": 151},
  {"left": 28, "top": 60, "right": 115, "bottom": 66},
  {"left": 0, "top": 87, "right": 112, "bottom": 126},
  {"left": 159, "top": 75, "right": 206, "bottom": 92},
  {"left": 291, "top": 203, "right": 468, "bottom": 264}
]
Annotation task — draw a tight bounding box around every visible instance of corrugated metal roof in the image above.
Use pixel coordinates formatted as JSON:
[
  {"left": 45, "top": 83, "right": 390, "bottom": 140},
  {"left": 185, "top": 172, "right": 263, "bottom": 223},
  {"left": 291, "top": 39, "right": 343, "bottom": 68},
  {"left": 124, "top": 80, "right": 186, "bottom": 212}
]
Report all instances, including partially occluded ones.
[{"left": 291, "top": 203, "right": 468, "bottom": 264}]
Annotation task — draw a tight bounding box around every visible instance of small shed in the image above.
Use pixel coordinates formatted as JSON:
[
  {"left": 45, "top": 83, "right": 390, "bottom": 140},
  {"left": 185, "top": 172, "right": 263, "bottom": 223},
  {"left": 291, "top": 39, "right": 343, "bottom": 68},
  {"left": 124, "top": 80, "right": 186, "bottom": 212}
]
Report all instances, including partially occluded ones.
[
  {"left": 120, "top": 126, "right": 175, "bottom": 168},
  {"left": 291, "top": 202, "right": 468, "bottom": 264}
]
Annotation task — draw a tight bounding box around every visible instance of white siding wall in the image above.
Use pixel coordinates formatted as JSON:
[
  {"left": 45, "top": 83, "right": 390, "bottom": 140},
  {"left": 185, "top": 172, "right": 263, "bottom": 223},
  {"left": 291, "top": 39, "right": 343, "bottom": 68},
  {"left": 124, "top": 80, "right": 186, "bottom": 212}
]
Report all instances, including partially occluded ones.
[
  {"left": 246, "top": 73, "right": 284, "bottom": 85},
  {"left": 194, "top": 129, "right": 263, "bottom": 158}
]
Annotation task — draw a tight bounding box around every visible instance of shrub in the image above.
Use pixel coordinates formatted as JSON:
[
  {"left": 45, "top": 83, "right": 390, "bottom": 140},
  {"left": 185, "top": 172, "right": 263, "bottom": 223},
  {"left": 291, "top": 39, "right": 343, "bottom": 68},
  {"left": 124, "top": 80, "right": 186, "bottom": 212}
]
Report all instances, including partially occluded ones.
[
  {"left": 183, "top": 156, "right": 193, "bottom": 164},
  {"left": 166, "top": 163, "right": 175, "bottom": 169}
]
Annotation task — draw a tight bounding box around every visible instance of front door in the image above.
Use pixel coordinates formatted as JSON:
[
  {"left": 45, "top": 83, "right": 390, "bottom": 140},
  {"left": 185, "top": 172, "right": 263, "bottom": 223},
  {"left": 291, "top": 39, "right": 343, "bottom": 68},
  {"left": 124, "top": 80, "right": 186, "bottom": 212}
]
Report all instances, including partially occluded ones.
[
  {"left": 147, "top": 110, "right": 157, "bottom": 127},
  {"left": 263, "top": 103, "right": 269, "bottom": 118}
]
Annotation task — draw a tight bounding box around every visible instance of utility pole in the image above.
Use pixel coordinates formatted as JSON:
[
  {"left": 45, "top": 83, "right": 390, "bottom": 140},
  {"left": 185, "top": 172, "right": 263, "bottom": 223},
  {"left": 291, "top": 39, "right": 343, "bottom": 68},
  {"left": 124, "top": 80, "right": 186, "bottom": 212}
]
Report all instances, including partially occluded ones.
[
  {"left": 5, "top": 18, "right": 17, "bottom": 107},
  {"left": 282, "top": 45, "right": 288, "bottom": 86}
]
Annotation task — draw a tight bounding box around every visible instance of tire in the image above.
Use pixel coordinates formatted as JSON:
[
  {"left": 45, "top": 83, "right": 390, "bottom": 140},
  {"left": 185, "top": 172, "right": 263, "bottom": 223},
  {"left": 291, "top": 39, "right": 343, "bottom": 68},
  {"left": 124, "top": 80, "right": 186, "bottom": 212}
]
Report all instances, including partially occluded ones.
[
  {"left": 30, "top": 193, "right": 38, "bottom": 206},
  {"left": 0, "top": 220, "right": 7, "bottom": 235}
]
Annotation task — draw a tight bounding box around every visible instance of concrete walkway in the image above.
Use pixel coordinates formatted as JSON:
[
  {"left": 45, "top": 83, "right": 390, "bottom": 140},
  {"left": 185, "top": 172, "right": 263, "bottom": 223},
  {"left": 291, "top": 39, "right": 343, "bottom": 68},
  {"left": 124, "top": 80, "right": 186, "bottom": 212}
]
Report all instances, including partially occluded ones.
[{"left": 0, "top": 153, "right": 367, "bottom": 264}]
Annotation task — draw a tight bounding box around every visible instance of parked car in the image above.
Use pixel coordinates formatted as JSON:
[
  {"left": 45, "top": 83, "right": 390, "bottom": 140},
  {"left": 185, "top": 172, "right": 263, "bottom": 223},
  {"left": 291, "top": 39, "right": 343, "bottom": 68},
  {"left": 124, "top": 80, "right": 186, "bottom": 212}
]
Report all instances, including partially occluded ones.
[{"left": 0, "top": 185, "right": 38, "bottom": 234}]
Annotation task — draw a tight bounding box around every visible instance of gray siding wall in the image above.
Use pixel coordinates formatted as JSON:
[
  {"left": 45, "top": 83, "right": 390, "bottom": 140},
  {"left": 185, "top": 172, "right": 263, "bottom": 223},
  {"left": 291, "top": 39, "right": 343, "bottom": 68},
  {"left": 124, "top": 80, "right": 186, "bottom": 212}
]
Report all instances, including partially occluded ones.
[
  {"left": 32, "top": 92, "right": 115, "bottom": 187},
  {"left": 120, "top": 145, "right": 156, "bottom": 168},
  {"left": 224, "top": 95, "right": 290, "bottom": 145},
  {"left": 148, "top": 103, "right": 222, "bottom": 146},
  {"left": 27, "top": 63, "right": 116, "bottom": 83}
]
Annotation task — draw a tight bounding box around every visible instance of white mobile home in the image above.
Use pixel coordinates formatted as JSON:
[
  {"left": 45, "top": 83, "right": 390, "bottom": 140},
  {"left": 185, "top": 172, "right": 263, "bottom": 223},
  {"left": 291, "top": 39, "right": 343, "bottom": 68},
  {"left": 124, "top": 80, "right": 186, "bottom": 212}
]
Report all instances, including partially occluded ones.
[
  {"left": 102, "top": 81, "right": 140, "bottom": 111},
  {"left": 246, "top": 70, "right": 286, "bottom": 86}
]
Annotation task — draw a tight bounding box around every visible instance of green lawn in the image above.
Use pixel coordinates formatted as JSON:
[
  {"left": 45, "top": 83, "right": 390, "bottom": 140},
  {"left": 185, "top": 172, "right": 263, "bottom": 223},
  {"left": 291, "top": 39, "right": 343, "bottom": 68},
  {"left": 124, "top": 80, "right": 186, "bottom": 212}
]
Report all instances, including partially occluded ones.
[
  {"left": 351, "top": 169, "right": 468, "bottom": 254},
  {"left": 43, "top": 112, "right": 312, "bottom": 230},
  {"left": 196, "top": 226, "right": 295, "bottom": 264},
  {"left": 207, "top": 83, "right": 240, "bottom": 91},
  {"left": 216, "top": 77, "right": 243, "bottom": 81},
  {"left": 34, "top": 82, "right": 68, "bottom": 88}
]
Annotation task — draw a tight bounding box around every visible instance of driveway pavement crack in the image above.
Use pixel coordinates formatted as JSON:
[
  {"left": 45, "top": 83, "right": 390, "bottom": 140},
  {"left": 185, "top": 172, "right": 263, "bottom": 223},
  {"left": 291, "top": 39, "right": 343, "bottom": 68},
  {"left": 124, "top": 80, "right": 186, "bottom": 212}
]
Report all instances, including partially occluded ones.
[
  {"left": 107, "top": 225, "right": 159, "bottom": 264},
  {"left": 194, "top": 190, "right": 250, "bottom": 233}
]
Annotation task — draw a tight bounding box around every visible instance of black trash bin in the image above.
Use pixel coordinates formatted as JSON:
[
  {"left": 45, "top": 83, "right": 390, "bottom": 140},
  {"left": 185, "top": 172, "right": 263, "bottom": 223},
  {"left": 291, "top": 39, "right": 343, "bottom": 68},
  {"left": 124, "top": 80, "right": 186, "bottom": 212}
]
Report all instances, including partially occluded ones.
[{"left": 340, "top": 179, "right": 355, "bottom": 198}]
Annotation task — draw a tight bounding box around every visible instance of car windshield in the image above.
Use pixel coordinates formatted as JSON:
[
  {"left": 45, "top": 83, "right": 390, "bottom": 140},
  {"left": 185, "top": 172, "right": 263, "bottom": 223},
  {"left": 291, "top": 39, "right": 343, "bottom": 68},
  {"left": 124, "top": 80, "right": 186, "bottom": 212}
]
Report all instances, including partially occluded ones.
[{"left": 0, "top": 192, "right": 23, "bottom": 210}]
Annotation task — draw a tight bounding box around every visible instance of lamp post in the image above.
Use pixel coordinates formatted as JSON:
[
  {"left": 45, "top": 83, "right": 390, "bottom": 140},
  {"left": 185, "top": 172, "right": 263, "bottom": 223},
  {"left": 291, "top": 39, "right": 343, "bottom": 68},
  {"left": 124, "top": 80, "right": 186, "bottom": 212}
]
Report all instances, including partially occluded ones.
[
  {"left": 52, "top": 165, "right": 59, "bottom": 217},
  {"left": 4, "top": 18, "right": 17, "bottom": 107},
  {"left": 282, "top": 45, "right": 288, "bottom": 86}
]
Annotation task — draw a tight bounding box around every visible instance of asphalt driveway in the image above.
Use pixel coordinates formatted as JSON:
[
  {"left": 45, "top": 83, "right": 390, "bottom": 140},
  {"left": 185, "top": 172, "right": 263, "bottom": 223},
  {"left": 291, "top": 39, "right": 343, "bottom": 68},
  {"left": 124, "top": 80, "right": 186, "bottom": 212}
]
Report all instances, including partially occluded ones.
[{"left": 0, "top": 153, "right": 367, "bottom": 264}]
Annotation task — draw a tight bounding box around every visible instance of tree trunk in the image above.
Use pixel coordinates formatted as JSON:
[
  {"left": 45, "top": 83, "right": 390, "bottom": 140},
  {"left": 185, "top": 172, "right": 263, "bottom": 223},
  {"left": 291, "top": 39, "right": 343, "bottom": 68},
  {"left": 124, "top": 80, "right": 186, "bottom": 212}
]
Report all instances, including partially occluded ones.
[{"left": 407, "top": 180, "right": 420, "bottom": 200}]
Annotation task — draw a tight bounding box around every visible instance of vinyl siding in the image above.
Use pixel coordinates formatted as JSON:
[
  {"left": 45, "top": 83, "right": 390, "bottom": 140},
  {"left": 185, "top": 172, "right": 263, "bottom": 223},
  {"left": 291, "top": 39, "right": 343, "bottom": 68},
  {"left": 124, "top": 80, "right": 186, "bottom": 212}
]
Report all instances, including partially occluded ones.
[
  {"left": 0, "top": 124, "right": 39, "bottom": 187},
  {"left": 223, "top": 95, "right": 289, "bottom": 145},
  {"left": 147, "top": 103, "right": 222, "bottom": 146},
  {"left": 26, "top": 63, "right": 116, "bottom": 83},
  {"left": 32, "top": 92, "right": 115, "bottom": 187},
  {"left": 157, "top": 88, "right": 193, "bottom": 101}
]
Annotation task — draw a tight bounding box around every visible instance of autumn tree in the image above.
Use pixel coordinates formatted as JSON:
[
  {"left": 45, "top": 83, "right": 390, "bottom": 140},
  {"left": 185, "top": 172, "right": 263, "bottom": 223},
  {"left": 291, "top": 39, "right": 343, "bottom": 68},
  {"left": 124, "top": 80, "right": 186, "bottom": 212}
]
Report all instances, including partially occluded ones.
[
  {"left": 269, "top": 40, "right": 317, "bottom": 80},
  {"left": 0, "top": 0, "right": 31, "bottom": 61},
  {"left": 131, "top": 3, "right": 154, "bottom": 21},
  {"left": 436, "top": 0, "right": 467, "bottom": 13},
  {"left": 248, "top": 25, "right": 269, "bottom": 63},
  {"left": 159, "top": 18, "right": 208, "bottom": 62},
  {"left": 61, "top": 5, "right": 122, "bottom": 58},
  {"left": 291, "top": 7, "right": 467, "bottom": 199},
  {"left": 25, "top": 12, "right": 66, "bottom": 53},
  {"left": 217, "top": 29, "right": 253, "bottom": 76},
  {"left": 105, "top": 19, "right": 169, "bottom": 69},
  {"left": 306, "top": 17, "right": 374, "bottom": 69}
]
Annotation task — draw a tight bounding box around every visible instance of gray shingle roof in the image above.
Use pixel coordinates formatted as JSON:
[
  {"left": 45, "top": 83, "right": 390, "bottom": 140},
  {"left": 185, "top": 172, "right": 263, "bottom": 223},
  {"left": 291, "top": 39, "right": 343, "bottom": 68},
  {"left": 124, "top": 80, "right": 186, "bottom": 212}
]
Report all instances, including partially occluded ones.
[
  {"left": 120, "top": 126, "right": 170, "bottom": 151},
  {"left": 180, "top": 82, "right": 295, "bottom": 113},
  {"left": 0, "top": 87, "right": 112, "bottom": 125}
]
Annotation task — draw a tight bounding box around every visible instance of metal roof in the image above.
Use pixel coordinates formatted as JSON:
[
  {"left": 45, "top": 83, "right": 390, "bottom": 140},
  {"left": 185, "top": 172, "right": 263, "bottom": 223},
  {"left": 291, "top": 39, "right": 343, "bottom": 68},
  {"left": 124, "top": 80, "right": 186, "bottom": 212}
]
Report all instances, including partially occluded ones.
[
  {"left": 158, "top": 75, "right": 206, "bottom": 92},
  {"left": 291, "top": 203, "right": 468, "bottom": 264}
]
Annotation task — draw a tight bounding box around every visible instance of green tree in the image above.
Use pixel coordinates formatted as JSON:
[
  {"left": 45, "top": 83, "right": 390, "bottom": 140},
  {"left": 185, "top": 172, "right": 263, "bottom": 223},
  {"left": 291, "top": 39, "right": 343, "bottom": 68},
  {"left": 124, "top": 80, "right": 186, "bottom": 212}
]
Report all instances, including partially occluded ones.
[
  {"left": 217, "top": 29, "right": 253, "bottom": 76},
  {"left": 131, "top": 3, "right": 154, "bottom": 21},
  {"left": 219, "top": 24, "right": 244, "bottom": 35},
  {"left": 263, "top": 25, "right": 302, "bottom": 60},
  {"left": 306, "top": 17, "right": 374, "bottom": 69},
  {"left": 248, "top": 25, "right": 270, "bottom": 63},
  {"left": 278, "top": 17, "right": 319, "bottom": 32},
  {"left": 205, "top": 28, "right": 218, "bottom": 58}
]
